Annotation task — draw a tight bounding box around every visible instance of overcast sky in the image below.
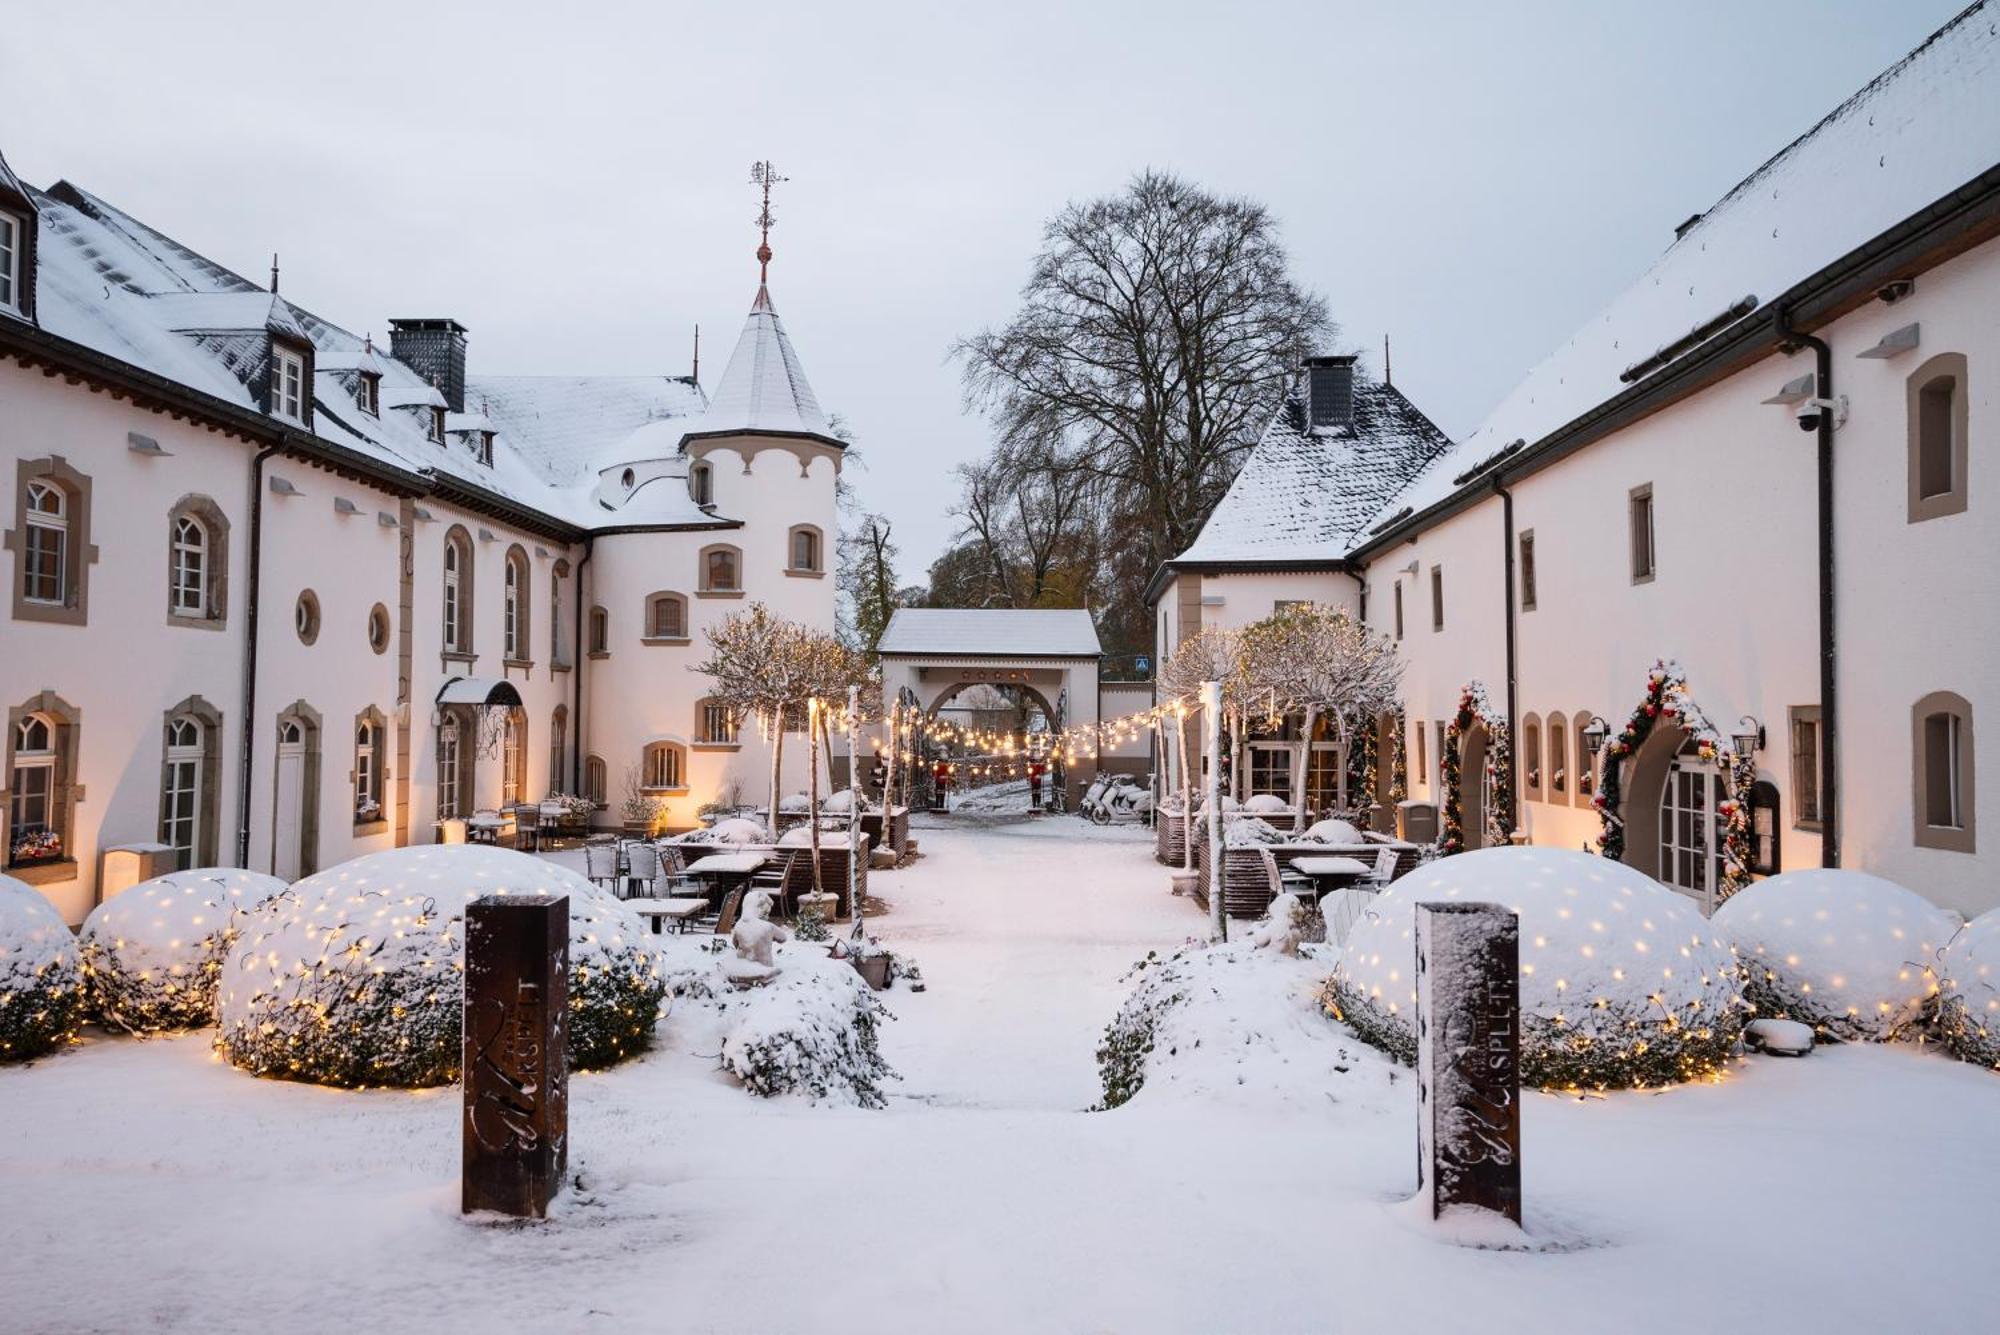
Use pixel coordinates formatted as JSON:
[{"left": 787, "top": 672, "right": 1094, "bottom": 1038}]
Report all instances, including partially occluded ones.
[{"left": 2, "top": 0, "right": 1966, "bottom": 575}]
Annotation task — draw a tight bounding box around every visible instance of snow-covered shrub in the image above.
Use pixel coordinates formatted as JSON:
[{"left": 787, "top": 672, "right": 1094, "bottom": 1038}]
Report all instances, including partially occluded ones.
[
  {"left": 822, "top": 789, "right": 874, "bottom": 815},
  {"left": 1195, "top": 795, "right": 1242, "bottom": 814},
  {"left": 1327, "top": 847, "right": 1745, "bottom": 1089},
  {"left": 1306, "top": 819, "right": 1363, "bottom": 844},
  {"left": 80, "top": 868, "right": 287, "bottom": 1034},
  {"left": 778, "top": 793, "right": 813, "bottom": 813},
  {"left": 1712, "top": 869, "right": 1958, "bottom": 1042},
  {"left": 720, "top": 952, "right": 893, "bottom": 1106},
  {"left": 1937, "top": 910, "right": 2000, "bottom": 1069},
  {"left": 1096, "top": 939, "right": 1373, "bottom": 1109},
  {"left": 1242, "top": 793, "right": 1291, "bottom": 816},
  {"left": 0, "top": 875, "right": 83, "bottom": 1062},
  {"left": 1222, "top": 816, "right": 1287, "bottom": 847},
  {"left": 215, "top": 846, "right": 665, "bottom": 1088},
  {"left": 778, "top": 822, "right": 849, "bottom": 846},
  {"left": 706, "top": 817, "right": 768, "bottom": 844}
]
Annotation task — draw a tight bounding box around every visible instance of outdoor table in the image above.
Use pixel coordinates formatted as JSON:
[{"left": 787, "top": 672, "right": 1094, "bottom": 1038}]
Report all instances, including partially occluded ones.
[
  {"left": 683, "top": 851, "right": 770, "bottom": 902},
  {"left": 625, "top": 896, "right": 710, "bottom": 934},
  {"left": 1288, "top": 855, "right": 1370, "bottom": 904},
  {"left": 466, "top": 813, "right": 507, "bottom": 845}
]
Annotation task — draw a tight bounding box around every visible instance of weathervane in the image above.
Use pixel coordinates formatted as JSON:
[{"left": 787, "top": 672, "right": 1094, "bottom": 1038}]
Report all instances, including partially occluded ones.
[{"left": 750, "top": 159, "right": 788, "bottom": 285}]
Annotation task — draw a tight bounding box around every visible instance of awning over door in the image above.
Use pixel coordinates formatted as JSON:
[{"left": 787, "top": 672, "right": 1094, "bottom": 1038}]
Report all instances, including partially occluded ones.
[{"left": 435, "top": 677, "right": 524, "bottom": 709}]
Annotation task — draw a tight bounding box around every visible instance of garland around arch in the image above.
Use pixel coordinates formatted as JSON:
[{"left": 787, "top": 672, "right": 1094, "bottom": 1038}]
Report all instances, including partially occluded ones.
[
  {"left": 1440, "top": 682, "right": 1513, "bottom": 855},
  {"left": 1591, "top": 659, "right": 1755, "bottom": 902}
]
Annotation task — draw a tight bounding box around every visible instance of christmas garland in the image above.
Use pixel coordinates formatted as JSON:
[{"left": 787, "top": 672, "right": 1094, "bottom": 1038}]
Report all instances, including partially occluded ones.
[
  {"left": 1388, "top": 707, "right": 1408, "bottom": 806},
  {"left": 1440, "top": 683, "right": 1513, "bottom": 855},
  {"left": 1592, "top": 660, "right": 1754, "bottom": 901}
]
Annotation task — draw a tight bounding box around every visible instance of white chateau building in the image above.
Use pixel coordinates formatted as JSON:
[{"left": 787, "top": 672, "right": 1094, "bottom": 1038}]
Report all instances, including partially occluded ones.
[
  {"left": 0, "top": 153, "right": 842, "bottom": 924},
  {"left": 1152, "top": 5, "right": 2000, "bottom": 919}
]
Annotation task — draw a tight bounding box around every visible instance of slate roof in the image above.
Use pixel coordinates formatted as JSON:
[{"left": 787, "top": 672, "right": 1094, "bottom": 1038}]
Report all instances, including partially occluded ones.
[
  {"left": 877, "top": 608, "right": 1103, "bottom": 658},
  {"left": 688, "top": 283, "right": 834, "bottom": 442},
  {"left": 1361, "top": 0, "right": 2000, "bottom": 541},
  {"left": 1173, "top": 377, "right": 1454, "bottom": 565}
]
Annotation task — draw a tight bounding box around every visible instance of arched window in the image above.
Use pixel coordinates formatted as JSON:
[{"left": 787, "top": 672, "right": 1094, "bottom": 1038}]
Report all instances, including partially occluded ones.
[
  {"left": 353, "top": 708, "right": 387, "bottom": 827},
  {"left": 161, "top": 715, "right": 204, "bottom": 869},
  {"left": 1521, "top": 714, "right": 1543, "bottom": 800},
  {"left": 503, "top": 545, "right": 530, "bottom": 663},
  {"left": 1913, "top": 690, "right": 1975, "bottom": 853},
  {"left": 549, "top": 705, "right": 569, "bottom": 793},
  {"left": 7, "top": 710, "right": 65, "bottom": 869},
  {"left": 441, "top": 527, "right": 473, "bottom": 656},
  {"left": 697, "top": 697, "right": 739, "bottom": 746},
  {"left": 550, "top": 559, "right": 570, "bottom": 667},
  {"left": 699, "top": 544, "right": 741, "bottom": 594},
  {"left": 788, "top": 525, "right": 823, "bottom": 574},
  {"left": 1908, "top": 352, "right": 1968, "bottom": 522},
  {"left": 271, "top": 702, "right": 321, "bottom": 880},
  {"left": 437, "top": 713, "right": 463, "bottom": 820},
  {"left": 1546, "top": 712, "right": 1569, "bottom": 797},
  {"left": 166, "top": 493, "right": 233, "bottom": 627},
  {"left": 644, "top": 591, "right": 689, "bottom": 642},
  {"left": 584, "top": 755, "right": 607, "bottom": 806},
  {"left": 588, "top": 605, "right": 609, "bottom": 656},
  {"left": 641, "top": 741, "right": 687, "bottom": 792},
  {"left": 170, "top": 516, "right": 207, "bottom": 617},
  {"left": 11, "top": 457, "right": 96, "bottom": 625},
  {"left": 690, "top": 461, "right": 713, "bottom": 507},
  {"left": 502, "top": 709, "right": 526, "bottom": 806}
]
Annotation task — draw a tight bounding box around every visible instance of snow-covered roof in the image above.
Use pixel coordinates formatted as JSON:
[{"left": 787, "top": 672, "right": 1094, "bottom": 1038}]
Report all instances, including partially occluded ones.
[
  {"left": 877, "top": 608, "right": 1103, "bottom": 657},
  {"left": 1175, "top": 377, "right": 1453, "bottom": 565},
  {"left": 686, "top": 284, "right": 833, "bottom": 441},
  {"left": 1360, "top": 2, "right": 2000, "bottom": 542},
  {"left": 473, "top": 375, "right": 706, "bottom": 485}
]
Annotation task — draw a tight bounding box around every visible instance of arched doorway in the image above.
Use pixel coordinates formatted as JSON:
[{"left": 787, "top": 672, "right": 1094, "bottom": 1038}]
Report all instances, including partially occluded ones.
[
  {"left": 271, "top": 701, "right": 322, "bottom": 880},
  {"left": 923, "top": 680, "right": 1065, "bottom": 809},
  {"left": 1459, "top": 722, "right": 1492, "bottom": 851},
  {"left": 1622, "top": 726, "right": 1726, "bottom": 910}
]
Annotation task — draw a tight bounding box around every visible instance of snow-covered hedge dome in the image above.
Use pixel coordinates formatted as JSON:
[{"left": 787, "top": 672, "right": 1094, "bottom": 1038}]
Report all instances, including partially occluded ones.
[
  {"left": 1937, "top": 909, "right": 2000, "bottom": 1069},
  {"left": 1327, "top": 847, "right": 1745, "bottom": 1089},
  {"left": 80, "top": 868, "right": 287, "bottom": 1034},
  {"left": 1306, "top": 819, "right": 1364, "bottom": 845},
  {"left": 707, "top": 818, "right": 768, "bottom": 844},
  {"left": 1, "top": 874, "right": 84, "bottom": 1061},
  {"left": 1242, "top": 794, "right": 1292, "bottom": 816},
  {"left": 1711, "top": 869, "right": 1958, "bottom": 1042},
  {"left": 216, "top": 846, "right": 665, "bottom": 1088}
]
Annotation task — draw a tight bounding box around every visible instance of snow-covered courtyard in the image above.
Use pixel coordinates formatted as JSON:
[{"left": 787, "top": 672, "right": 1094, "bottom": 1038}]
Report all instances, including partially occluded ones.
[{"left": 5, "top": 815, "right": 2000, "bottom": 1334}]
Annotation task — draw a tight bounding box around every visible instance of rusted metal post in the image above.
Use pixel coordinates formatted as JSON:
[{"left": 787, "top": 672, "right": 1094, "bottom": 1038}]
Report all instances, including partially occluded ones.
[
  {"left": 463, "top": 893, "right": 568, "bottom": 1218},
  {"left": 1415, "top": 900, "right": 1522, "bottom": 1225}
]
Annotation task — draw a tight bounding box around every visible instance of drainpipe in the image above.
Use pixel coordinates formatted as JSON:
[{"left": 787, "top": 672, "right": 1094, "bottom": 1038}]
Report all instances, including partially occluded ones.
[
  {"left": 237, "top": 443, "right": 283, "bottom": 866},
  {"left": 571, "top": 535, "right": 594, "bottom": 794},
  {"left": 1494, "top": 476, "right": 1518, "bottom": 837},
  {"left": 1775, "top": 306, "right": 1839, "bottom": 869}
]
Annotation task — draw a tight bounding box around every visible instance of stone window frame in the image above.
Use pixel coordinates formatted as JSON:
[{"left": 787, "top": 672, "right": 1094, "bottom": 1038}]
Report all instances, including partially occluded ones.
[
  {"left": 1912, "top": 690, "right": 1975, "bottom": 854},
  {"left": 549, "top": 704, "right": 570, "bottom": 793},
  {"left": 1520, "top": 713, "right": 1543, "bottom": 801},
  {"left": 367, "top": 602, "right": 391, "bottom": 655},
  {"left": 1429, "top": 565, "right": 1443, "bottom": 632},
  {"left": 786, "top": 524, "right": 825, "bottom": 578},
  {"left": 165, "top": 494, "right": 231, "bottom": 630},
  {"left": 1547, "top": 711, "right": 1570, "bottom": 799},
  {"left": 1518, "top": 528, "right": 1537, "bottom": 611},
  {"left": 697, "top": 543, "right": 744, "bottom": 598},
  {"left": 351, "top": 705, "right": 390, "bottom": 834},
  {"left": 587, "top": 605, "right": 610, "bottom": 658},
  {"left": 435, "top": 705, "right": 474, "bottom": 823},
  {"left": 157, "top": 695, "right": 224, "bottom": 870},
  {"left": 294, "top": 588, "right": 321, "bottom": 645},
  {"left": 501, "top": 707, "right": 528, "bottom": 807},
  {"left": 2, "top": 691, "right": 83, "bottom": 886},
  {"left": 694, "top": 696, "right": 741, "bottom": 750},
  {"left": 640, "top": 740, "right": 690, "bottom": 794},
  {"left": 1572, "top": 710, "right": 1597, "bottom": 806},
  {"left": 1393, "top": 580, "right": 1404, "bottom": 640},
  {"left": 550, "top": 559, "right": 572, "bottom": 671},
  {"left": 1907, "top": 352, "right": 1969, "bottom": 523},
  {"left": 501, "top": 544, "right": 533, "bottom": 669},
  {"left": 583, "top": 754, "right": 608, "bottom": 808},
  {"left": 643, "top": 590, "right": 691, "bottom": 644},
  {"left": 6, "top": 454, "right": 99, "bottom": 627},
  {"left": 441, "top": 525, "right": 476, "bottom": 662},
  {"left": 1788, "top": 705, "right": 1823, "bottom": 832},
  {"left": 273, "top": 701, "right": 323, "bottom": 878},
  {"left": 689, "top": 462, "right": 714, "bottom": 507},
  {"left": 1629, "top": 483, "right": 1656, "bottom": 584}
]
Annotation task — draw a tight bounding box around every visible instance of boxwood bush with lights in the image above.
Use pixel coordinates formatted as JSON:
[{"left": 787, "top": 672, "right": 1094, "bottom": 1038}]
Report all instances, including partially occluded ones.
[
  {"left": 1937, "top": 908, "right": 2000, "bottom": 1068},
  {"left": 1, "top": 873, "right": 85, "bottom": 1062},
  {"left": 1325, "top": 846, "right": 1747, "bottom": 1089},
  {"left": 215, "top": 846, "right": 665, "bottom": 1088},
  {"left": 80, "top": 868, "right": 288, "bottom": 1034},
  {"left": 1712, "top": 869, "right": 1959, "bottom": 1042}
]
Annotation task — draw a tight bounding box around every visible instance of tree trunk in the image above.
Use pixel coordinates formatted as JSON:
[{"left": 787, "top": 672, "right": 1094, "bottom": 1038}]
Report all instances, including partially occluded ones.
[
  {"left": 767, "top": 706, "right": 786, "bottom": 840},
  {"left": 1204, "top": 682, "right": 1226, "bottom": 943},
  {"left": 847, "top": 686, "right": 865, "bottom": 939},
  {"left": 807, "top": 700, "right": 824, "bottom": 896},
  {"left": 1177, "top": 712, "right": 1196, "bottom": 875},
  {"left": 1291, "top": 704, "right": 1318, "bottom": 832}
]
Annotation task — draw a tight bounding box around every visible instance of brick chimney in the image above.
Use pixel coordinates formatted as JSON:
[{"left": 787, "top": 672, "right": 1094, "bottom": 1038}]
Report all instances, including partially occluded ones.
[
  {"left": 388, "top": 318, "right": 469, "bottom": 412},
  {"left": 1304, "top": 354, "right": 1357, "bottom": 431}
]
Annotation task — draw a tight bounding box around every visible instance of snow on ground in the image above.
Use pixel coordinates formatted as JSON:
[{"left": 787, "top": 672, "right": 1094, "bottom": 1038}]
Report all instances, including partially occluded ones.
[{"left": 4, "top": 815, "right": 2000, "bottom": 1334}]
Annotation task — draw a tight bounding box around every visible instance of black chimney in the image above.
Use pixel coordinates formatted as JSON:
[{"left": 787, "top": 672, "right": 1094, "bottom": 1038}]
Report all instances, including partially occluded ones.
[
  {"left": 1304, "top": 354, "right": 1356, "bottom": 431},
  {"left": 389, "top": 319, "right": 469, "bottom": 412}
]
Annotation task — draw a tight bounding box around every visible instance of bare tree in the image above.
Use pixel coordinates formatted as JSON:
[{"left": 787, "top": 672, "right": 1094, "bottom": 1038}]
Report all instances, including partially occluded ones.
[
  {"left": 838, "top": 512, "right": 902, "bottom": 656},
  {"left": 692, "top": 604, "right": 810, "bottom": 837}
]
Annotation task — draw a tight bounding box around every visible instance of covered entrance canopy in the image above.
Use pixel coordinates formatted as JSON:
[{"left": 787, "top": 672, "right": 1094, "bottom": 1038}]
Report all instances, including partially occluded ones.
[
  {"left": 436, "top": 677, "right": 524, "bottom": 709},
  {"left": 875, "top": 609, "right": 1110, "bottom": 805}
]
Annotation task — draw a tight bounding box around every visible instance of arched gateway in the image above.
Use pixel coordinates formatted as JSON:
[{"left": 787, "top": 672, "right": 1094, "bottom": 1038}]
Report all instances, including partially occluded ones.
[{"left": 875, "top": 609, "right": 1111, "bottom": 806}]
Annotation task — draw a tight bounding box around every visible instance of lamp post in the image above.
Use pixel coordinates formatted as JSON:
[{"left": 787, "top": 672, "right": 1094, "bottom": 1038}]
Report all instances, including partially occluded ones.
[
  {"left": 1732, "top": 715, "right": 1766, "bottom": 762},
  {"left": 1581, "top": 716, "right": 1610, "bottom": 757}
]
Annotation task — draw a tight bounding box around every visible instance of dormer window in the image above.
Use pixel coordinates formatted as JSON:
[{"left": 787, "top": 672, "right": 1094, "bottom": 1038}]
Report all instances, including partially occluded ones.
[
  {"left": 475, "top": 431, "right": 494, "bottom": 467},
  {"left": 356, "top": 373, "right": 380, "bottom": 417},
  {"left": 429, "top": 406, "right": 446, "bottom": 443},
  {"left": 0, "top": 211, "right": 21, "bottom": 314},
  {"left": 690, "top": 461, "right": 713, "bottom": 506},
  {"left": 270, "top": 345, "right": 306, "bottom": 422}
]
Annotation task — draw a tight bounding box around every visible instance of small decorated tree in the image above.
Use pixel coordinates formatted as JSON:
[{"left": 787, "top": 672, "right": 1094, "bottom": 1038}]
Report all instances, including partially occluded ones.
[
  {"left": 1158, "top": 626, "right": 1248, "bottom": 874},
  {"left": 693, "top": 604, "right": 813, "bottom": 838},
  {"left": 1239, "top": 605, "right": 1402, "bottom": 829}
]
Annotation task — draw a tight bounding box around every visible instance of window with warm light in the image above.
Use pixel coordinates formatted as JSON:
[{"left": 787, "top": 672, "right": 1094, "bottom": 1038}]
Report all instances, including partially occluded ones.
[{"left": 642, "top": 742, "right": 685, "bottom": 791}]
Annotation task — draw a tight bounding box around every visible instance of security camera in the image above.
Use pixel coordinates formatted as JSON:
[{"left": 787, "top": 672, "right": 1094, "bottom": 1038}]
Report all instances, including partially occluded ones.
[{"left": 1795, "top": 396, "right": 1847, "bottom": 433}]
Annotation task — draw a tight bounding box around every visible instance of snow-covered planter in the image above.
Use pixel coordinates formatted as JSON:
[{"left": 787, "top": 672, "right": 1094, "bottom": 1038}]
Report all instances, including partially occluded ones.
[
  {"left": 1327, "top": 847, "right": 1746, "bottom": 1089},
  {"left": 215, "top": 846, "right": 665, "bottom": 1088},
  {"left": 1, "top": 875, "right": 84, "bottom": 1062},
  {"left": 1713, "top": 869, "right": 1960, "bottom": 1042},
  {"left": 1937, "top": 909, "right": 2000, "bottom": 1069},
  {"left": 80, "top": 868, "right": 288, "bottom": 1033}
]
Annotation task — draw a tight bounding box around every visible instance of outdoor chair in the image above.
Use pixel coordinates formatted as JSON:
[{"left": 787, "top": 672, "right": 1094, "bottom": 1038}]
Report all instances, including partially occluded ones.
[
  {"left": 584, "top": 841, "right": 622, "bottom": 893},
  {"left": 712, "top": 888, "right": 746, "bottom": 937},
  {"left": 625, "top": 841, "right": 663, "bottom": 897},
  {"left": 511, "top": 804, "right": 541, "bottom": 852},
  {"left": 654, "top": 842, "right": 698, "bottom": 894},
  {"left": 750, "top": 850, "right": 802, "bottom": 914}
]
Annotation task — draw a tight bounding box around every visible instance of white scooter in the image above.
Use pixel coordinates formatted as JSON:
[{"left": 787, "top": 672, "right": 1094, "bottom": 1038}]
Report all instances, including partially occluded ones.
[{"left": 1080, "top": 773, "right": 1155, "bottom": 826}]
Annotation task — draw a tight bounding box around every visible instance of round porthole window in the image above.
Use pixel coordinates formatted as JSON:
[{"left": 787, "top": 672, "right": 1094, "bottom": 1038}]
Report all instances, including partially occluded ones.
[
  {"left": 621, "top": 467, "right": 636, "bottom": 490},
  {"left": 295, "top": 590, "right": 321, "bottom": 645},
  {"left": 368, "top": 603, "right": 391, "bottom": 655}
]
